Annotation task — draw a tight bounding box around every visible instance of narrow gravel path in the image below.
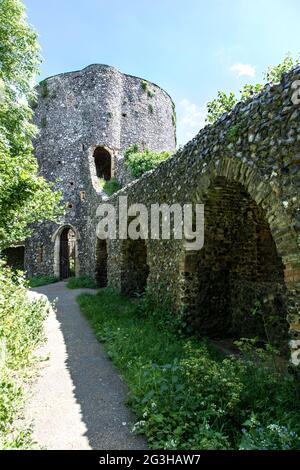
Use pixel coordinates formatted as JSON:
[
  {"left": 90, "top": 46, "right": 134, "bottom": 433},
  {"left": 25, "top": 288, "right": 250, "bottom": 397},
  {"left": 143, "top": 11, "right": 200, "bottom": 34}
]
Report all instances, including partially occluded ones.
[{"left": 26, "top": 281, "right": 147, "bottom": 450}]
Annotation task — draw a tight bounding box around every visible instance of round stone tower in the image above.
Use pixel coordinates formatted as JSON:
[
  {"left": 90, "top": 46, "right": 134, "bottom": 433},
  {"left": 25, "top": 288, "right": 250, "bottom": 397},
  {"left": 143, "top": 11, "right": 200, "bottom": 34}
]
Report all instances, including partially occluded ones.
[{"left": 25, "top": 64, "right": 176, "bottom": 279}]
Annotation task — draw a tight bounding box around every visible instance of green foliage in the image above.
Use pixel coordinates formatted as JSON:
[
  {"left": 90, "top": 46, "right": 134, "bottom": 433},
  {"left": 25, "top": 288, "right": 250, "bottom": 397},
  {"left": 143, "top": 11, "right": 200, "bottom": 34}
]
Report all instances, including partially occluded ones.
[
  {"left": 0, "top": 261, "right": 47, "bottom": 448},
  {"left": 99, "top": 177, "right": 121, "bottom": 196},
  {"left": 28, "top": 275, "right": 58, "bottom": 288},
  {"left": 124, "top": 145, "right": 170, "bottom": 178},
  {"left": 67, "top": 275, "right": 98, "bottom": 289},
  {"left": 124, "top": 144, "right": 139, "bottom": 157},
  {"left": 136, "top": 285, "right": 186, "bottom": 335},
  {"left": 264, "top": 53, "right": 299, "bottom": 84},
  {"left": 77, "top": 288, "right": 300, "bottom": 450},
  {"left": 147, "top": 90, "right": 154, "bottom": 98},
  {"left": 148, "top": 104, "right": 154, "bottom": 114},
  {"left": 206, "top": 91, "right": 237, "bottom": 123},
  {"left": 206, "top": 54, "right": 299, "bottom": 123},
  {"left": 240, "top": 83, "right": 264, "bottom": 100},
  {"left": 172, "top": 102, "right": 176, "bottom": 127},
  {"left": 0, "top": 0, "right": 62, "bottom": 250}
]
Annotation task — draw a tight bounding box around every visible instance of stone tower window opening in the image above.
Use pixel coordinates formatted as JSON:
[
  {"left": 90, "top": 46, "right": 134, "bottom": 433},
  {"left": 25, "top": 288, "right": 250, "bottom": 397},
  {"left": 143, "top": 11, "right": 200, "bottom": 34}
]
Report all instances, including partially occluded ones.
[
  {"left": 2, "top": 245, "right": 25, "bottom": 271},
  {"left": 93, "top": 147, "right": 112, "bottom": 181}
]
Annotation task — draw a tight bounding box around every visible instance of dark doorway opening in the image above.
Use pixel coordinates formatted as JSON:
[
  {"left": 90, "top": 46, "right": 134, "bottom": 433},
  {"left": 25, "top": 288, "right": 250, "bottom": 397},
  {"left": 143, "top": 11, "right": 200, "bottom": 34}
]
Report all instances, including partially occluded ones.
[
  {"left": 60, "top": 227, "right": 76, "bottom": 279},
  {"left": 94, "top": 147, "right": 111, "bottom": 181},
  {"left": 95, "top": 239, "right": 108, "bottom": 287}
]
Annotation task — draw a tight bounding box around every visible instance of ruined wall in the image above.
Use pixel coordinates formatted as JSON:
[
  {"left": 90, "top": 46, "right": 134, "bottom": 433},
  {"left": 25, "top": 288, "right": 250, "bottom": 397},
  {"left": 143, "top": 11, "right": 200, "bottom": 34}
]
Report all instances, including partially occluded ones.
[
  {"left": 25, "top": 64, "right": 176, "bottom": 278},
  {"left": 104, "top": 67, "right": 300, "bottom": 362}
]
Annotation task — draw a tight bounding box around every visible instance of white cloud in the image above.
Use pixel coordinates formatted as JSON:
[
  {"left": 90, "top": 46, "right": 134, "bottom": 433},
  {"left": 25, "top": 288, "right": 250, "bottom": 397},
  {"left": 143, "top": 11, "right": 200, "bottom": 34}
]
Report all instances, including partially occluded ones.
[
  {"left": 177, "top": 99, "right": 206, "bottom": 146},
  {"left": 229, "top": 62, "right": 256, "bottom": 78}
]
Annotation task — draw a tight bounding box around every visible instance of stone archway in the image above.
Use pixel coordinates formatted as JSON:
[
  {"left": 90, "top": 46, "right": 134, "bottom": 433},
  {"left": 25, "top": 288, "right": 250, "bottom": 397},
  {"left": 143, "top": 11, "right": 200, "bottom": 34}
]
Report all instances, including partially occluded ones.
[
  {"left": 93, "top": 147, "right": 112, "bottom": 181},
  {"left": 52, "top": 225, "right": 80, "bottom": 279},
  {"left": 121, "top": 239, "right": 149, "bottom": 296},
  {"left": 180, "top": 158, "right": 299, "bottom": 355}
]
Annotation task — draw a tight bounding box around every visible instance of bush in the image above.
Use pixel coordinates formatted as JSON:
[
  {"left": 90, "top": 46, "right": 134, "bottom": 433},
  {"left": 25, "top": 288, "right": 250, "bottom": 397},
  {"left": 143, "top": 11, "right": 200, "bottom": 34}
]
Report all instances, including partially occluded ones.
[
  {"left": 264, "top": 53, "right": 298, "bottom": 84},
  {"left": 99, "top": 177, "right": 121, "bottom": 196},
  {"left": 28, "top": 275, "right": 58, "bottom": 288},
  {"left": 67, "top": 275, "right": 98, "bottom": 289},
  {"left": 0, "top": 261, "right": 48, "bottom": 448},
  {"left": 124, "top": 145, "right": 170, "bottom": 178},
  {"left": 77, "top": 288, "right": 300, "bottom": 450}
]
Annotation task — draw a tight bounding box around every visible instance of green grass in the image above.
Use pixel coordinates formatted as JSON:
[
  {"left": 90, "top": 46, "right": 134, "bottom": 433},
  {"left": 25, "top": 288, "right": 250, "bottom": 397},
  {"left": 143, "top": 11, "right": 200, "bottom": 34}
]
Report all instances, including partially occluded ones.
[
  {"left": 67, "top": 275, "right": 98, "bottom": 289},
  {"left": 28, "top": 275, "right": 58, "bottom": 288},
  {"left": 99, "top": 177, "right": 121, "bottom": 196},
  {"left": 77, "top": 288, "right": 300, "bottom": 450}
]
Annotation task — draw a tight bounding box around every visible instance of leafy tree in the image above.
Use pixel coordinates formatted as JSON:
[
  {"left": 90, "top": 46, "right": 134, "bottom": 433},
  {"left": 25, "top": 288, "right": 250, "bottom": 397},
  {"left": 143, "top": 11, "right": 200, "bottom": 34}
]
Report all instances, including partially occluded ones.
[{"left": 0, "top": 0, "right": 61, "bottom": 250}]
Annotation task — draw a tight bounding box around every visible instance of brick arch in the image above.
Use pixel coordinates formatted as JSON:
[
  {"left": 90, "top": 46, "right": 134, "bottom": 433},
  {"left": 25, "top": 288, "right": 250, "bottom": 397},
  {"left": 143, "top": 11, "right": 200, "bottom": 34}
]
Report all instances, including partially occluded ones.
[{"left": 180, "top": 157, "right": 299, "bottom": 356}]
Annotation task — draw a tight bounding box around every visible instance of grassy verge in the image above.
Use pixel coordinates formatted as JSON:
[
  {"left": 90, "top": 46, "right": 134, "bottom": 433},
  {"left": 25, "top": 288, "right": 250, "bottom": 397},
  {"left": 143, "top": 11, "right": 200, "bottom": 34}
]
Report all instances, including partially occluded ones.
[
  {"left": 77, "top": 288, "right": 300, "bottom": 450},
  {"left": 67, "top": 275, "right": 98, "bottom": 289},
  {"left": 28, "top": 275, "right": 58, "bottom": 288},
  {"left": 0, "top": 263, "right": 48, "bottom": 449}
]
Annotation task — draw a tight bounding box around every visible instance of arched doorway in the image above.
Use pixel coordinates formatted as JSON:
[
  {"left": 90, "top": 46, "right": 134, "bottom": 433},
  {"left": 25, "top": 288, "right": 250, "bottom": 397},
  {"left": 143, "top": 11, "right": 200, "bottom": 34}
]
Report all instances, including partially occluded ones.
[
  {"left": 95, "top": 238, "right": 108, "bottom": 287},
  {"left": 181, "top": 176, "right": 288, "bottom": 351},
  {"left": 121, "top": 239, "right": 149, "bottom": 296},
  {"left": 54, "top": 226, "right": 76, "bottom": 279},
  {"left": 93, "top": 147, "right": 112, "bottom": 181}
]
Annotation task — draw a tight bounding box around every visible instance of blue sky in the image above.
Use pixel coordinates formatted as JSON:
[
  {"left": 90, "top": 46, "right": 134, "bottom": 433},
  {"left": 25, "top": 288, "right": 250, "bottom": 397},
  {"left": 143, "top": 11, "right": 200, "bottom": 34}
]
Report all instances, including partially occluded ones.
[{"left": 25, "top": 0, "right": 300, "bottom": 145}]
